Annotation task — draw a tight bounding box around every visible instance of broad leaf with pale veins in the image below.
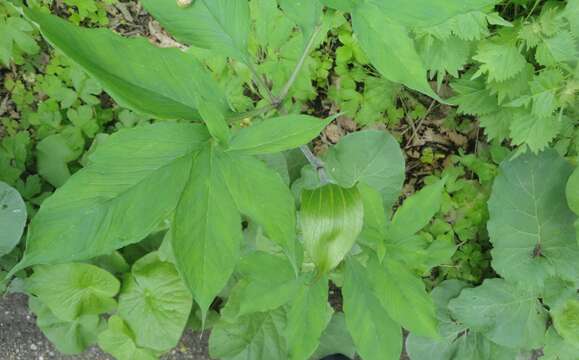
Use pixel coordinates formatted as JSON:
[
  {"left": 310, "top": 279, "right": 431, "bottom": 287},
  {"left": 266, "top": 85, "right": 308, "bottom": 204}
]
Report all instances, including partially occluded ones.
[
  {"left": 488, "top": 150, "right": 579, "bottom": 287},
  {"left": 448, "top": 278, "right": 548, "bottom": 349},
  {"left": 27, "top": 263, "right": 119, "bottom": 321},
  {"left": 0, "top": 181, "right": 26, "bottom": 256},
  {"left": 118, "top": 253, "right": 193, "bottom": 352}
]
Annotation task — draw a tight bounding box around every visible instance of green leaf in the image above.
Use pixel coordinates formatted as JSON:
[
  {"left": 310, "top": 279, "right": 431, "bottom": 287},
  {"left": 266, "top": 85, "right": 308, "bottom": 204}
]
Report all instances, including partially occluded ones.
[
  {"left": 342, "top": 258, "right": 402, "bottom": 360},
  {"left": 388, "top": 178, "right": 445, "bottom": 238},
  {"left": 230, "top": 252, "right": 300, "bottom": 317},
  {"left": 286, "top": 276, "right": 333, "bottom": 360},
  {"left": 172, "top": 145, "right": 242, "bottom": 319},
  {"left": 324, "top": 130, "right": 405, "bottom": 210},
  {"left": 0, "top": 16, "right": 40, "bottom": 66},
  {"left": 552, "top": 299, "right": 579, "bottom": 347},
  {"left": 98, "top": 315, "right": 158, "bottom": 360},
  {"left": 473, "top": 40, "right": 526, "bottom": 82},
  {"left": 542, "top": 327, "right": 579, "bottom": 360},
  {"left": 228, "top": 115, "right": 331, "bottom": 155},
  {"left": 209, "top": 309, "right": 287, "bottom": 360},
  {"left": 319, "top": 0, "right": 355, "bottom": 12},
  {"left": 450, "top": 76, "right": 498, "bottom": 116},
  {"left": 369, "top": 0, "right": 500, "bottom": 28},
  {"left": 312, "top": 312, "right": 356, "bottom": 360},
  {"left": 118, "top": 253, "right": 193, "bottom": 352},
  {"left": 488, "top": 150, "right": 579, "bottom": 288},
  {"left": 29, "top": 297, "right": 102, "bottom": 355},
  {"left": 141, "top": 0, "right": 250, "bottom": 63},
  {"left": 27, "top": 263, "right": 119, "bottom": 321},
  {"left": 36, "top": 133, "right": 82, "bottom": 188},
  {"left": 279, "top": 0, "right": 323, "bottom": 41},
  {"left": 0, "top": 181, "right": 26, "bottom": 257},
  {"left": 566, "top": 167, "right": 579, "bottom": 216},
  {"left": 407, "top": 280, "right": 521, "bottom": 360},
  {"left": 357, "top": 183, "right": 388, "bottom": 255},
  {"left": 509, "top": 112, "right": 559, "bottom": 153},
  {"left": 13, "top": 123, "right": 210, "bottom": 272},
  {"left": 368, "top": 257, "right": 438, "bottom": 338},
  {"left": 301, "top": 184, "right": 364, "bottom": 274},
  {"left": 352, "top": 2, "right": 440, "bottom": 100},
  {"left": 218, "top": 152, "right": 300, "bottom": 269},
  {"left": 23, "top": 8, "right": 229, "bottom": 124},
  {"left": 448, "top": 278, "right": 548, "bottom": 349}
]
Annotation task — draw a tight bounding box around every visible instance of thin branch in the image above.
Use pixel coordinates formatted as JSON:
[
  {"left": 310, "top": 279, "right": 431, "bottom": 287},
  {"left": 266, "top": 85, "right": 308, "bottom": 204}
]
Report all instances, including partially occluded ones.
[
  {"left": 247, "top": 62, "right": 276, "bottom": 104},
  {"left": 300, "top": 145, "right": 330, "bottom": 185},
  {"left": 273, "top": 26, "right": 322, "bottom": 106}
]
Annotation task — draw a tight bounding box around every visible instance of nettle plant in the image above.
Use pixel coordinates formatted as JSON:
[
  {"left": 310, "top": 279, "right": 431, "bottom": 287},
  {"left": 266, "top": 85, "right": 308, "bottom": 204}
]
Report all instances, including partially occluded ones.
[{"left": 1, "top": 0, "right": 579, "bottom": 359}]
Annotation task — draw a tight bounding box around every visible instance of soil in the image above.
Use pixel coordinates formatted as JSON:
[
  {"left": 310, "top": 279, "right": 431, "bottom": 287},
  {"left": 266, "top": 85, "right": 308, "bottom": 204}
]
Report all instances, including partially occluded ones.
[{"left": 0, "top": 293, "right": 211, "bottom": 360}]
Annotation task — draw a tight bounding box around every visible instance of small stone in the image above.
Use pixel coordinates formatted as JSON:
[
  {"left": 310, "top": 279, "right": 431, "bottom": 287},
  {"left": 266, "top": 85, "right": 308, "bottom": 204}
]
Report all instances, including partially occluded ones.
[{"left": 30, "top": 343, "right": 38, "bottom": 351}]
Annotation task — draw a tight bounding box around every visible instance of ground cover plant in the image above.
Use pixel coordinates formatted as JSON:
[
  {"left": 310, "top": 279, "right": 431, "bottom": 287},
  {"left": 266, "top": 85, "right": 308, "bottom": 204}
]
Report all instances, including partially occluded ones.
[{"left": 0, "top": 0, "right": 578, "bottom": 359}]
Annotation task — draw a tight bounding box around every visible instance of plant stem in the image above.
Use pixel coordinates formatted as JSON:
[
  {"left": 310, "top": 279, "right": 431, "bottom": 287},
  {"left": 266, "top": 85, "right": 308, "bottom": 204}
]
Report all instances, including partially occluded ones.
[
  {"left": 248, "top": 25, "right": 329, "bottom": 184},
  {"left": 274, "top": 26, "right": 322, "bottom": 106},
  {"left": 247, "top": 62, "right": 276, "bottom": 103}
]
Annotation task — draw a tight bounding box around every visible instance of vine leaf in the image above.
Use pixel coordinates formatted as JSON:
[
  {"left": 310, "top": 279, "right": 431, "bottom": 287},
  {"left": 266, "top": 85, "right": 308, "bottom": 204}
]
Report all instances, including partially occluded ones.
[{"left": 487, "top": 150, "right": 579, "bottom": 288}]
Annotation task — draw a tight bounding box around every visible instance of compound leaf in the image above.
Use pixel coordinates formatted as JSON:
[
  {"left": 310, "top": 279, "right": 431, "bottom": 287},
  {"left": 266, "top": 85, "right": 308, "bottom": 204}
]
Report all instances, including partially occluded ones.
[
  {"left": 13, "top": 123, "right": 209, "bottom": 272},
  {"left": 118, "top": 253, "right": 193, "bottom": 352}
]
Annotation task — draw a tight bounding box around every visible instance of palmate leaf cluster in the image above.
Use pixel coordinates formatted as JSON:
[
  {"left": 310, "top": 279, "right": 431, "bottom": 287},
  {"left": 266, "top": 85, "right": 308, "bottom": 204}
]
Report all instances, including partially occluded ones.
[{"left": 0, "top": 0, "right": 578, "bottom": 360}]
